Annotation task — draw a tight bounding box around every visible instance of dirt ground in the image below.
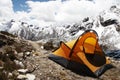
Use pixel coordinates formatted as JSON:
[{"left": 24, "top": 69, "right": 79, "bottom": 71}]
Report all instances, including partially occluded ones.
[
  {"left": 25, "top": 41, "right": 120, "bottom": 80},
  {"left": 0, "top": 31, "right": 120, "bottom": 80}
]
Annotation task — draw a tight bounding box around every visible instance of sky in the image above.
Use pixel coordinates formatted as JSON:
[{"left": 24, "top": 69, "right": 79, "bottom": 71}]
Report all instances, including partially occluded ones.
[
  {"left": 0, "top": 0, "right": 120, "bottom": 26},
  {"left": 12, "top": 0, "right": 49, "bottom": 12}
]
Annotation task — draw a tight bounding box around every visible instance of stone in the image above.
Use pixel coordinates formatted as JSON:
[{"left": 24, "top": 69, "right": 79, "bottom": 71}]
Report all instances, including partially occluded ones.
[
  {"left": 17, "top": 74, "right": 35, "bottom": 80},
  {"left": 14, "top": 60, "right": 25, "bottom": 68},
  {"left": 8, "top": 72, "right": 13, "bottom": 79},
  {"left": 18, "top": 69, "right": 28, "bottom": 74},
  {"left": 17, "top": 74, "right": 27, "bottom": 79},
  {"left": 18, "top": 52, "right": 24, "bottom": 58},
  {"left": 41, "top": 46, "right": 44, "bottom": 49},
  {"left": 25, "top": 52, "right": 31, "bottom": 56},
  {"left": 26, "top": 74, "right": 35, "bottom": 80}
]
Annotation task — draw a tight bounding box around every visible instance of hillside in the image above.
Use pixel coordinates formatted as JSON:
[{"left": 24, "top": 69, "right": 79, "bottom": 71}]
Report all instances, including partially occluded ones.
[{"left": 0, "top": 31, "right": 120, "bottom": 80}]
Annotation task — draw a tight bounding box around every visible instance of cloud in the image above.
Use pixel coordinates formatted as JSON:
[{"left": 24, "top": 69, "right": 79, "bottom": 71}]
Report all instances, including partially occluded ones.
[
  {"left": 0, "top": 0, "right": 14, "bottom": 21},
  {"left": 0, "top": 0, "right": 120, "bottom": 26},
  {"left": 26, "top": 1, "right": 60, "bottom": 21},
  {"left": 21, "top": 0, "right": 61, "bottom": 26},
  {"left": 13, "top": 11, "right": 28, "bottom": 21},
  {"left": 55, "top": 0, "right": 96, "bottom": 23},
  {"left": 25, "top": 0, "right": 120, "bottom": 25},
  {"left": 25, "top": 0, "right": 97, "bottom": 25}
]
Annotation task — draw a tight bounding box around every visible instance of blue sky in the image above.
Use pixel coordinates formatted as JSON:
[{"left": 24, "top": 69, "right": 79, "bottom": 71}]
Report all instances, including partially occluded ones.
[{"left": 12, "top": 0, "right": 49, "bottom": 12}]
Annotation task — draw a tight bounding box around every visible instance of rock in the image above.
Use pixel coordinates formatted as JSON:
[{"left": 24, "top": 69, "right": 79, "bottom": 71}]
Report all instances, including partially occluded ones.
[
  {"left": 17, "top": 74, "right": 27, "bottom": 80},
  {"left": 0, "top": 40, "right": 6, "bottom": 48},
  {"left": 99, "top": 15, "right": 118, "bottom": 27},
  {"left": 19, "top": 62, "right": 25, "bottom": 68},
  {"left": 41, "top": 46, "right": 44, "bottom": 49},
  {"left": 17, "top": 74, "right": 35, "bottom": 80},
  {"left": 26, "top": 74, "right": 35, "bottom": 80},
  {"left": 43, "top": 41, "right": 54, "bottom": 50},
  {"left": 0, "top": 67, "right": 3, "bottom": 70},
  {"left": 12, "top": 70, "right": 19, "bottom": 78},
  {"left": 0, "top": 60, "right": 4, "bottom": 69},
  {"left": 14, "top": 60, "right": 25, "bottom": 68},
  {"left": 0, "top": 31, "right": 35, "bottom": 80},
  {"left": 82, "top": 17, "right": 89, "bottom": 22},
  {"left": 25, "top": 52, "right": 31, "bottom": 56},
  {"left": 17, "top": 52, "right": 24, "bottom": 60},
  {"left": 31, "top": 51, "right": 40, "bottom": 56},
  {"left": 8, "top": 72, "right": 13, "bottom": 79},
  {"left": 18, "top": 69, "right": 28, "bottom": 74},
  {"left": 14, "top": 60, "right": 20, "bottom": 65}
]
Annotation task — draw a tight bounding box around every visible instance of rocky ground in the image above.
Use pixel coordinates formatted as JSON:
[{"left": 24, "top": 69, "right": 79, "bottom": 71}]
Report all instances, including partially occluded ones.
[
  {"left": 25, "top": 42, "right": 120, "bottom": 80},
  {"left": 0, "top": 31, "right": 120, "bottom": 80}
]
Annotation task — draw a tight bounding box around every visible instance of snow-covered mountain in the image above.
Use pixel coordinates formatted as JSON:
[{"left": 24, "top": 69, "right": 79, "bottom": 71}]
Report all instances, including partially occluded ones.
[{"left": 0, "top": 5, "right": 120, "bottom": 51}]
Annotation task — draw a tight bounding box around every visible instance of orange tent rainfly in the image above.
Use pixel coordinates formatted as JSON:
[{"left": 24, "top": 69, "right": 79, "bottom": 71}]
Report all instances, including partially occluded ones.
[{"left": 48, "top": 29, "right": 112, "bottom": 77}]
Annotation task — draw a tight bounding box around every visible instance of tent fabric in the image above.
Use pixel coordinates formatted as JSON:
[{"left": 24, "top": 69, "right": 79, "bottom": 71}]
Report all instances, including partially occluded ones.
[{"left": 48, "top": 29, "right": 111, "bottom": 77}]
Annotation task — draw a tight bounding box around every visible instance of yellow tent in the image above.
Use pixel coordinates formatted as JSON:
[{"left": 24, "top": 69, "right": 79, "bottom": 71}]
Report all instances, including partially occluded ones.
[{"left": 49, "top": 29, "right": 111, "bottom": 77}]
